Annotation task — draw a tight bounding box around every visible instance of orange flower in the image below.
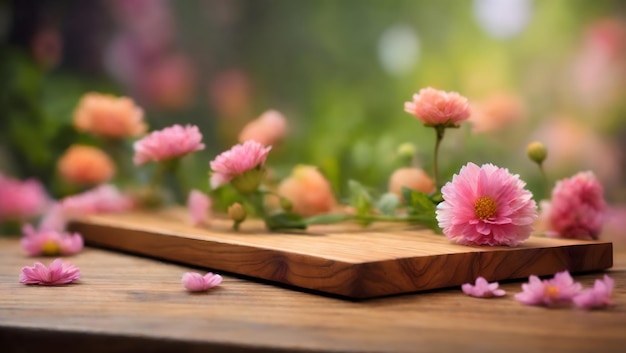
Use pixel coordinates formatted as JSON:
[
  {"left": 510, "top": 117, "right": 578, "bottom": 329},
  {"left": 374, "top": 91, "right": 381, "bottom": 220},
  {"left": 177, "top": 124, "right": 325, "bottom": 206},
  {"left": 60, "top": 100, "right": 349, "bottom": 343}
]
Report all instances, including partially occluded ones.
[
  {"left": 277, "top": 165, "right": 336, "bottom": 217},
  {"left": 238, "top": 110, "right": 288, "bottom": 146},
  {"left": 469, "top": 93, "right": 526, "bottom": 134},
  {"left": 388, "top": 167, "right": 436, "bottom": 196},
  {"left": 57, "top": 145, "right": 116, "bottom": 185},
  {"left": 73, "top": 93, "right": 146, "bottom": 138}
]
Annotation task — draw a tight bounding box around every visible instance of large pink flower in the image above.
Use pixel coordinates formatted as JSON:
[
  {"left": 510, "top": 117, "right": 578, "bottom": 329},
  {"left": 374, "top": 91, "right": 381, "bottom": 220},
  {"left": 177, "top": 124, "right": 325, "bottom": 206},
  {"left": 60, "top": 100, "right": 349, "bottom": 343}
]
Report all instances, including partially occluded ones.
[
  {"left": 541, "top": 171, "right": 606, "bottom": 240},
  {"left": 133, "top": 124, "right": 205, "bottom": 165},
  {"left": 573, "top": 275, "right": 614, "bottom": 309},
  {"left": 436, "top": 163, "right": 538, "bottom": 246},
  {"left": 210, "top": 140, "right": 271, "bottom": 190},
  {"left": 514, "top": 271, "right": 582, "bottom": 307},
  {"left": 19, "top": 258, "right": 81, "bottom": 286},
  {"left": 0, "top": 173, "right": 49, "bottom": 222},
  {"left": 404, "top": 87, "right": 471, "bottom": 127},
  {"left": 21, "top": 224, "right": 83, "bottom": 256}
]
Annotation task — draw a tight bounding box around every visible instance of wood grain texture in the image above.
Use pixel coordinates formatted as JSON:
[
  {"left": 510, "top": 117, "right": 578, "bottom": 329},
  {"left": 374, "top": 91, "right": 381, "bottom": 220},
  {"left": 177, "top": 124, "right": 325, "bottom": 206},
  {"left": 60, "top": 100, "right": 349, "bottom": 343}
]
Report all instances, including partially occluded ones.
[
  {"left": 68, "top": 208, "right": 613, "bottom": 299},
  {"left": 0, "top": 237, "right": 625, "bottom": 353}
]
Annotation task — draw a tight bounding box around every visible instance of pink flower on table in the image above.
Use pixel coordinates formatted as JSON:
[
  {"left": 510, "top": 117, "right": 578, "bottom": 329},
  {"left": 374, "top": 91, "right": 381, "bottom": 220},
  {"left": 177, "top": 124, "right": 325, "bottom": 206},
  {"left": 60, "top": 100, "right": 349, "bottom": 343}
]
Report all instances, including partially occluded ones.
[
  {"left": 187, "top": 190, "right": 211, "bottom": 226},
  {"left": 19, "top": 258, "right": 81, "bottom": 286},
  {"left": 238, "top": 109, "right": 288, "bottom": 146},
  {"left": 210, "top": 140, "right": 272, "bottom": 191},
  {"left": 404, "top": 87, "right": 471, "bottom": 127},
  {"left": 541, "top": 171, "right": 606, "bottom": 240},
  {"left": 514, "top": 271, "right": 582, "bottom": 307},
  {"left": 133, "top": 124, "right": 205, "bottom": 165},
  {"left": 462, "top": 277, "right": 506, "bottom": 298},
  {"left": 573, "top": 275, "right": 614, "bottom": 310},
  {"left": 436, "top": 163, "right": 538, "bottom": 246},
  {"left": 0, "top": 173, "right": 49, "bottom": 222},
  {"left": 182, "top": 272, "right": 223, "bottom": 292},
  {"left": 21, "top": 224, "right": 83, "bottom": 256}
]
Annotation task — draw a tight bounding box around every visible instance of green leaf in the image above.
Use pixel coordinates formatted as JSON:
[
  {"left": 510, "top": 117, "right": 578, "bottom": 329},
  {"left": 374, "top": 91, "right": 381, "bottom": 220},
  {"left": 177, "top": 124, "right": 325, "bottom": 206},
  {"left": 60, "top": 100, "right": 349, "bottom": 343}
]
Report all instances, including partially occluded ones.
[
  {"left": 347, "top": 180, "right": 373, "bottom": 217},
  {"left": 401, "top": 187, "right": 441, "bottom": 233},
  {"left": 265, "top": 212, "right": 307, "bottom": 231},
  {"left": 376, "top": 192, "right": 400, "bottom": 216},
  {"left": 304, "top": 213, "right": 354, "bottom": 225}
]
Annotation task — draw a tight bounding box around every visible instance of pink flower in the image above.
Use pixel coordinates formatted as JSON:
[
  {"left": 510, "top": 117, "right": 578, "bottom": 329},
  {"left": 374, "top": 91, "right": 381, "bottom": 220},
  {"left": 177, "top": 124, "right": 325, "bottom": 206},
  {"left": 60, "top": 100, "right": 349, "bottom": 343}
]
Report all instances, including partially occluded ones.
[
  {"left": 514, "top": 271, "right": 582, "bottom": 307},
  {"left": 0, "top": 173, "right": 49, "bottom": 222},
  {"left": 462, "top": 277, "right": 506, "bottom": 298},
  {"left": 21, "top": 224, "right": 83, "bottom": 256},
  {"left": 187, "top": 190, "right": 211, "bottom": 226},
  {"left": 182, "top": 272, "right": 223, "bottom": 292},
  {"left": 210, "top": 140, "right": 272, "bottom": 190},
  {"left": 404, "top": 87, "right": 471, "bottom": 127},
  {"left": 436, "top": 163, "right": 538, "bottom": 246},
  {"left": 133, "top": 124, "right": 205, "bottom": 165},
  {"left": 238, "top": 109, "right": 288, "bottom": 146},
  {"left": 19, "top": 258, "right": 81, "bottom": 286},
  {"left": 541, "top": 171, "right": 606, "bottom": 240},
  {"left": 573, "top": 275, "right": 614, "bottom": 310}
]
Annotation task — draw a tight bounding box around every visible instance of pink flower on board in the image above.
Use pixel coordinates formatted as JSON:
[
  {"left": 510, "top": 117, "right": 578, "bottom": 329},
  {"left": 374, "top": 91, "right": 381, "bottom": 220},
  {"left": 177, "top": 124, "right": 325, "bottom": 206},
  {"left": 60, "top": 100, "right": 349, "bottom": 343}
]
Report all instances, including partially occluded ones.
[
  {"left": 133, "top": 124, "right": 205, "bottom": 165},
  {"left": 21, "top": 224, "right": 83, "bottom": 256},
  {"left": 0, "top": 173, "right": 49, "bottom": 222},
  {"left": 404, "top": 87, "right": 471, "bottom": 127},
  {"left": 238, "top": 109, "right": 288, "bottom": 146},
  {"left": 462, "top": 277, "right": 506, "bottom": 298},
  {"left": 436, "top": 163, "right": 538, "bottom": 246},
  {"left": 514, "top": 271, "right": 582, "bottom": 307},
  {"left": 19, "top": 258, "right": 81, "bottom": 286},
  {"left": 187, "top": 190, "right": 211, "bottom": 226},
  {"left": 210, "top": 140, "right": 271, "bottom": 191},
  {"left": 541, "top": 171, "right": 606, "bottom": 240},
  {"left": 573, "top": 275, "right": 614, "bottom": 310},
  {"left": 182, "top": 272, "right": 223, "bottom": 292}
]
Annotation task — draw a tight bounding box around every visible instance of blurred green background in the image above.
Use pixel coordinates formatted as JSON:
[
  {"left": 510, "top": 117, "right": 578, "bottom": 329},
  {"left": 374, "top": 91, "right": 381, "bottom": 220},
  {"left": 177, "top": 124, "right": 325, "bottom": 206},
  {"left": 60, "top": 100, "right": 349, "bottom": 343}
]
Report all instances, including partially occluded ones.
[{"left": 1, "top": 0, "right": 625, "bottom": 202}]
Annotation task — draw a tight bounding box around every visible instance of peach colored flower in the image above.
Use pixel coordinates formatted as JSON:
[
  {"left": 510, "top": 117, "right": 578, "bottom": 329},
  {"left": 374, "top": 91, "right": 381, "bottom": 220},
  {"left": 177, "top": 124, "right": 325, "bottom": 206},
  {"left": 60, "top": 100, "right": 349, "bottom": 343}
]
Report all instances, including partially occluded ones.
[
  {"left": 238, "top": 110, "right": 288, "bottom": 146},
  {"left": 133, "top": 124, "right": 205, "bottom": 165},
  {"left": 57, "top": 145, "right": 116, "bottom": 185},
  {"left": 514, "top": 271, "right": 582, "bottom": 307},
  {"left": 0, "top": 173, "right": 49, "bottom": 222},
  {"left": 469, "top": 93, "right": 526, "bottom": 134},
  {"left": 277, "top": 165, "right": 336, "bottom": 217},
  {"left": 404, "top": 87, "right": 471, "bottom": 127},
  {"left": 436, "top": 163, "right": 537, "bottom": 246},
  {"left": 388, "top": 167, "right": 436, "bottom": 196},
  {"left": 573, "top": 275, "right": 614, "bottom": 310},
  {"left": 21, "top": 224, "right": 83, "bottom": 256},
  {"left": 73, "top": 92, "right": 146, "bottom": 138},
  {"left": 20, "top": 258, "right": 81, "bottom": 286},
  {"left": 541, "top": 171, "right": 606, "bottom": 240},
  {"left": 210, "top": 141, "right": 271, "bottom": 190},
  {"left": 462, "top": 277, "right": 506, "bottom": 298},
  {"left": 182, "top": 272, "right": 223, "bottom": 292},
  {"left": 187, "top": 190, "right": 211, "bottom": 226},
  {"left": 140, "top": 54, "right": 196, "bottom": 111}
]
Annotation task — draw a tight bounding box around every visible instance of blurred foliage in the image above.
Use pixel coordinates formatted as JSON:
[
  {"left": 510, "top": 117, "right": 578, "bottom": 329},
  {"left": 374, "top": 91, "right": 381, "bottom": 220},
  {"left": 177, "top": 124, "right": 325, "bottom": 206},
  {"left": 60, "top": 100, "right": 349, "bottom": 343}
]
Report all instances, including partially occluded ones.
[{"left": 1, "top": 0, "right": 625, "bottom": 202}]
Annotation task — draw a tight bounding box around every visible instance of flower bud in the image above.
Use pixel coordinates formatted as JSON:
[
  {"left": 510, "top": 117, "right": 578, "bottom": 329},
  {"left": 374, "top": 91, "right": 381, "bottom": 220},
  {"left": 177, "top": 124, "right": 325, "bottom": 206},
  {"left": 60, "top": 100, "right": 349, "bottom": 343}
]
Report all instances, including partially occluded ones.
[
  {"left": 397, "top": 142, "right": 417, "bottom": 160},
  {"left": 527, "top": 141, "right": 547, "bottom": 165},
  {"left": 228, "top": 202, "right": 247, "bottom": 223}
]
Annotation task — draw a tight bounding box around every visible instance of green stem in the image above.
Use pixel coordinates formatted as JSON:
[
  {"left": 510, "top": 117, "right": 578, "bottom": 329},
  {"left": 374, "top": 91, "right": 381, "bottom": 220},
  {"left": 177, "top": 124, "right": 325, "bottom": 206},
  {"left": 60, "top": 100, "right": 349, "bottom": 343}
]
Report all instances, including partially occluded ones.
[{"left": 433, "top": 126, "right": 446, "bottom": 190}]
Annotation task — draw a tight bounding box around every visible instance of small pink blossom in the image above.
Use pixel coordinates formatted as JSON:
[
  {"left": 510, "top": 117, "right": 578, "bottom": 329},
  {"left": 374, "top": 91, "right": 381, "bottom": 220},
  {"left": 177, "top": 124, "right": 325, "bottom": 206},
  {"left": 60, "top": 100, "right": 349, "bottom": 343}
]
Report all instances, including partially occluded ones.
[
  {"left": 404, "top": 87, "right": 471, "bottom": 127},
  {"left": 182, "top": 272, "right": 223, "bottom": 292},
  {"left": 187, "top": 190, "right": 211, "bottom": 226},
  {"left": 238, "top": 109, "right": 288, "bottom": 146},
  {"left": 573, "top": 275, "right": 614, "bottom": 310},
  {"left": 19, "top": 258, "right": 81, "bottom": 286},
  {"left": 0, "top": 173, "right": 49, "bottom": 222},
  {"left": 515, "top": 271, "right": 582, "bottom": 307},
  {"left": 436, "top": 163, "right": 538, "bottom": 246},
  {"left": 462, "top": 277, "right": 506, "bottom": 298},
  {"left": 542, "top": 171, "right": 606, "bottom": 240},
  {"left": 210, "top": 140, "right": 271, "bottom": 189},
  {"left": 21, "top": 224, "right": 83, "bottom": 256},
  {"left": 133, "top": 124, "right": 205, "bottom": 165}
]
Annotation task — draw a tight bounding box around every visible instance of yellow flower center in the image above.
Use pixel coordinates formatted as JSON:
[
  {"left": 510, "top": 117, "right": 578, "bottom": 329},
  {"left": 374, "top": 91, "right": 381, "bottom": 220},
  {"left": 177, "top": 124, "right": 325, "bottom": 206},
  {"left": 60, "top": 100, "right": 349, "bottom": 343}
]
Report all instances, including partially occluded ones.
[
  {"left": 545, "top": 285, "right": 560, "bottom": 298},
  {"left": 41, "top": 240, "right": 61, "bottom": 256},
  {"left": 474, "top": 196, "right": 497, "bottom": 220}
]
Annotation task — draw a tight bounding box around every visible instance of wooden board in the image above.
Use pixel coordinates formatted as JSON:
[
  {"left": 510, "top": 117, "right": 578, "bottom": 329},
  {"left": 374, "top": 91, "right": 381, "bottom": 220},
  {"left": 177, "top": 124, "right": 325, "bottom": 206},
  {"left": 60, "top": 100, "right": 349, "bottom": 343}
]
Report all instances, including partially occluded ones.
[{"left": 69, "top": 208, "right": 613, "bottom": 299}]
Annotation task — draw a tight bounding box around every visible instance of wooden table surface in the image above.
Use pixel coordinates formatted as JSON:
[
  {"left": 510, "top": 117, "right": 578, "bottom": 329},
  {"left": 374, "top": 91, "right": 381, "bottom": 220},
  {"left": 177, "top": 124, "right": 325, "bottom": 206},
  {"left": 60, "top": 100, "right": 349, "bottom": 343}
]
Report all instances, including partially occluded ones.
[{"left": 1, "top": 237, "right": 624, "bottom": 353}]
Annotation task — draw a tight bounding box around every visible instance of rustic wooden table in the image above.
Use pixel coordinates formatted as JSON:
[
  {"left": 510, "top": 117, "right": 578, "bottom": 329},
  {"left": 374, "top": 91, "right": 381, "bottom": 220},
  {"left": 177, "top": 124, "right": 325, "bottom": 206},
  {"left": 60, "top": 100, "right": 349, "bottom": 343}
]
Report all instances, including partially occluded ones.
[{"left": 0, "top": 237, "right": 624, "bottom": 353}]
